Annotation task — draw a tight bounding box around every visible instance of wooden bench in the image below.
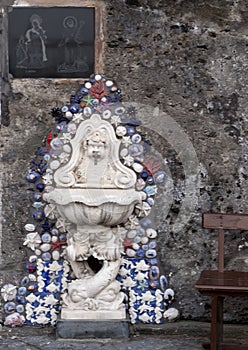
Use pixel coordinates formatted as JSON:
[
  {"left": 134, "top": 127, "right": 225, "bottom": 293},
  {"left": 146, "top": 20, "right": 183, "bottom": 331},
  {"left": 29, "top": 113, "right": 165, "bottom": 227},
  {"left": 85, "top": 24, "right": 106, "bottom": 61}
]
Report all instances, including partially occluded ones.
[{"left": 195, "top": 213, "right": 248, "bottom": 350}]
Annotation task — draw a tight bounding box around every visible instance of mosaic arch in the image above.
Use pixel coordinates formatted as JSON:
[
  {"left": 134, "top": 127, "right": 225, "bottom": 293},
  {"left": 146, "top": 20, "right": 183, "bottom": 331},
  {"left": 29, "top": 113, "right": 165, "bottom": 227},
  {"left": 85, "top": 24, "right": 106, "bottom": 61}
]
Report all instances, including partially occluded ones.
[{"left": 1, "top": 75, "right": 176, "bottom": 327}]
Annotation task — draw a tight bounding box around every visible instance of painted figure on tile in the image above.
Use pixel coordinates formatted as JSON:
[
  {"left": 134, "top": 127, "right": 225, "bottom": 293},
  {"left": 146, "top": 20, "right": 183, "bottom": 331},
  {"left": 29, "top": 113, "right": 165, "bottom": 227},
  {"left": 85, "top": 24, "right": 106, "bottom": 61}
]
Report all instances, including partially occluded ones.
[
  {"left": 57, "top": 16, "right": 89, "bottom": 73},
  {"left": 25, "top": 14, "right": 48, "bottom": 67}
]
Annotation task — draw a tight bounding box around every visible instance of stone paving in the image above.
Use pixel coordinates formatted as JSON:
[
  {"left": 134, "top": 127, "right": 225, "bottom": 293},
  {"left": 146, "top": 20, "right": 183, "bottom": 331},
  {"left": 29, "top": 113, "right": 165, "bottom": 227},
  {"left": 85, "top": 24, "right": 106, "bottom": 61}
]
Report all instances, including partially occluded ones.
[
  {"left": 0, "top": 321, "right": 248, "bottom": 350},
  {"left": 0, "top": 335, "right": 205, "bottom": 350}
]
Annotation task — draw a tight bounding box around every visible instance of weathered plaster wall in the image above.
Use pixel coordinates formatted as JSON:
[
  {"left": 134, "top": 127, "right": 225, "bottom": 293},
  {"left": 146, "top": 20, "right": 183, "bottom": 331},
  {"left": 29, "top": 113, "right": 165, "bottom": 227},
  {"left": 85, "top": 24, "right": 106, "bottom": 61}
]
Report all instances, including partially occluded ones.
[{"left": 1, "top": 0, "right": 248, "bottom": 322}]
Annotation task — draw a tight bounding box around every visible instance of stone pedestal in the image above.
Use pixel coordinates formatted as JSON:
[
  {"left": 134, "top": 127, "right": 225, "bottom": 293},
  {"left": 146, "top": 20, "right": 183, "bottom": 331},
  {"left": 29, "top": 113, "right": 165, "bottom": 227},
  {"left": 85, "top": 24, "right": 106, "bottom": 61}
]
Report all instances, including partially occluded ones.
[
  {"left": 56, "top": 319, "right": 130, "bottom": 339},
  {"left": 61, "top": 308, "right": 126, "bottom": 320}
]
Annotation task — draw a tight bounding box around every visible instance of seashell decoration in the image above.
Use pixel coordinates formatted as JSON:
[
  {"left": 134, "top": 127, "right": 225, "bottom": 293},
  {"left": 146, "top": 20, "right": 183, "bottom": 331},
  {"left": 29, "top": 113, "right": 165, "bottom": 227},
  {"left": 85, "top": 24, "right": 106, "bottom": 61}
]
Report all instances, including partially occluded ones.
[
  {"left": 4, "top": 302, "right": 16, "bottom": 313},
  {"left": 1, "top": 284, "right": 17, "bottom": 302},
  {"left": 163, "top": 307, "right": 179, "bottom": 322},
  {"left": 0, "top": 75, "right": 175, "bottom": 327},
  {"left": 116, "top": 126, "right": 127, "bottom": 137},
  {"left": 132, "top": 162, "right": 144, "bottom": 173},
  {"left": 126, "top": 248, "right": 136, "bottom": 258},
  {"left": 40, "top": 243, "right": 51, "bottom": 252},
  {"left": 4, "top": 312, "right": 25, "bottom": 327},
  {"left": 29, "top": 255, "right": 37, "bottom": 263},
  {"left": 23, "top": 232, "right": 41, "bottom": 251},
  {"left": 24, "top": 224, "right": 36, "bottom": 232},
  {"left": 146, "top": 228, "right": 158, "bottom": 239}
]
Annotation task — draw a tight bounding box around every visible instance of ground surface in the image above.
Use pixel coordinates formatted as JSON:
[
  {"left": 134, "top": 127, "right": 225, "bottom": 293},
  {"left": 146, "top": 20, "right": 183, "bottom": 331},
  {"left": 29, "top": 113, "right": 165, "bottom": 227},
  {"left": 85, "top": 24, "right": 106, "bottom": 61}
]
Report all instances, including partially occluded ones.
[{"left": 0, "top": 321, "right": 248, "bottom": 350}]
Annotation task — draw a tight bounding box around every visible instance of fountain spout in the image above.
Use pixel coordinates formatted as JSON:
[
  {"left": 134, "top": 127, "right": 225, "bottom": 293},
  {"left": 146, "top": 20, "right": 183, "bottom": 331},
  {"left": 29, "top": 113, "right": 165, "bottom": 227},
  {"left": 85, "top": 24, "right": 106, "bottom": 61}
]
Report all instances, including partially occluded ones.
[{"left": 92, "top": 149, "right": 101, "bottom": 165}]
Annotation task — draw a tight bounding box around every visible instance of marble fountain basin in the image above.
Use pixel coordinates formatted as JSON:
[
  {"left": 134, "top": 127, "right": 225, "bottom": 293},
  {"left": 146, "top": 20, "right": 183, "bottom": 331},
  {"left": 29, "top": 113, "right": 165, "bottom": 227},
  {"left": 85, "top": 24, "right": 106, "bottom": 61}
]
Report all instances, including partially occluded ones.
[{"left": 47, "top": 188, "right": 141, "bottom": 226}]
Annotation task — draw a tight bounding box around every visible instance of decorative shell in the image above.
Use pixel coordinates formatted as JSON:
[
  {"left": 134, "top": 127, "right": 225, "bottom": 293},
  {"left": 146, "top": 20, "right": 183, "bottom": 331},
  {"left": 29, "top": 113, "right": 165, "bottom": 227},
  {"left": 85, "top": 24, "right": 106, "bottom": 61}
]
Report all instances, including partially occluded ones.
[
  {"left": 126, "top": 248, "right": 136, "bottom": 257},
  {"left": 116, "top": 126, "right": 127, "bottom": 137},
  {"left": 132, "top": 162, "right": 144, "bottom": 173},
  {"left": 24, "top": 224, "right": 36, "bottom": 232},
  {"left": 146, "top": 228, "right": 157, "bottom": 239},
  {"left": 127, "top": 230, "right": 137, "bottom": 239},
  {"left": 4, "top": 312, "right": 25, "bottom": 327},
  {"left": 1, "top": 284, "right": 17, "bottom": 301},
  {"left": 163, "top": 308, "right": 179, "bottom": 322},
  {"left": 23, "top": 232, "right": 41, "bottom": 251}
]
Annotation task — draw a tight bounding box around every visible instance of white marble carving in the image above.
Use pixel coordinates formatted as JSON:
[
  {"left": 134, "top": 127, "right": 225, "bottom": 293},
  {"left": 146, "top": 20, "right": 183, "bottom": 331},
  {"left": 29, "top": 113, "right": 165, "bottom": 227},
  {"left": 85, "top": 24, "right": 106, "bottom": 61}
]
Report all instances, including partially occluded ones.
[{"left": 47, "top": 113, "right": 142, "bottom": 320}]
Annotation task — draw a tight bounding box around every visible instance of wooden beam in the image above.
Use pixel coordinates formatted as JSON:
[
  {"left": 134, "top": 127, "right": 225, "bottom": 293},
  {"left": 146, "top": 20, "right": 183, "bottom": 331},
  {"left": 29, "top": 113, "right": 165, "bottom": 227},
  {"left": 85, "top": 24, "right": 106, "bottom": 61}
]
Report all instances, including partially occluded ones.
[
  {"left": 203, "top": 213, "right": 248, "bottom": 231},
  {"left": 218, "top": 228, "right": 225, "bottom": 272}
]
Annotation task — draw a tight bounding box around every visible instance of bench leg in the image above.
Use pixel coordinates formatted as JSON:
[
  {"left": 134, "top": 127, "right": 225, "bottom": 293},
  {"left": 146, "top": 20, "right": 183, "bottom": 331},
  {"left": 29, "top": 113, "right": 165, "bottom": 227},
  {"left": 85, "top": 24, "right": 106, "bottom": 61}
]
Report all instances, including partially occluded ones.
[{"left": 210, "top": 295, "right": 224, "bottom": 350}]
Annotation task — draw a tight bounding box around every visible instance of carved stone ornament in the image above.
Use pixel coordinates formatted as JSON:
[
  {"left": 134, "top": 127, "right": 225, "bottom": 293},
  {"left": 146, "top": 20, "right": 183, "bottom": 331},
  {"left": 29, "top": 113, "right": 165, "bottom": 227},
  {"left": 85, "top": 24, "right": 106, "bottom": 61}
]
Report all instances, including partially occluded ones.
[{"left": 47, "top": 113, "right": 142, "bottom": 320}]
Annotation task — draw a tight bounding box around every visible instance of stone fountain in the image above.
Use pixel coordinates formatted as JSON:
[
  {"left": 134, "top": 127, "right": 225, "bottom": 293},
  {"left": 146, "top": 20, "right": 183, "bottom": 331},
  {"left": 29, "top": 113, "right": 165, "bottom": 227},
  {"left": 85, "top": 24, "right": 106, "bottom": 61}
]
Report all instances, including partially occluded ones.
[
  {"left": 0, "top": 75, "right": 176, "bottom": 332},
  {"left": 47, "top": 113, "right": 142, "bottom": 337}
]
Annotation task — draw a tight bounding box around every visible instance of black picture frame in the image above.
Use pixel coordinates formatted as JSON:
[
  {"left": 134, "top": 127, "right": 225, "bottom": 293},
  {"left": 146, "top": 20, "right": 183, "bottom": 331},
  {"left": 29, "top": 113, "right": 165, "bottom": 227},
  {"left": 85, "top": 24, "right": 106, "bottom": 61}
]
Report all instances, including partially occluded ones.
[{"left": 8, "top": 7, "right": 95, "bottom": 78}]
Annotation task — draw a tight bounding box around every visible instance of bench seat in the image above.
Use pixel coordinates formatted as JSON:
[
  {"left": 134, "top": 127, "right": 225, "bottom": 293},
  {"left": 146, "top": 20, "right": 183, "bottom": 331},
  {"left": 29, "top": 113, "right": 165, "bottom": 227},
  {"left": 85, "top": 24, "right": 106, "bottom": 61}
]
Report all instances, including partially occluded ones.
[
  {"left": 196, "top": 270, "right": 248, "bottom": 295},
  {"left": 195, "top": 213, "right": 248, "bottom": 350}
]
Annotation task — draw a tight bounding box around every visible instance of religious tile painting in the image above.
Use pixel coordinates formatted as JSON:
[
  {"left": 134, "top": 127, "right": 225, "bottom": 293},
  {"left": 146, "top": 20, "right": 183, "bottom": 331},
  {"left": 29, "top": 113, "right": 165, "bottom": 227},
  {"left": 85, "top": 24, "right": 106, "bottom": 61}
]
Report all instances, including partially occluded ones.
[{"left": 8, "top": 7, "right": 95, "bottom": 78}]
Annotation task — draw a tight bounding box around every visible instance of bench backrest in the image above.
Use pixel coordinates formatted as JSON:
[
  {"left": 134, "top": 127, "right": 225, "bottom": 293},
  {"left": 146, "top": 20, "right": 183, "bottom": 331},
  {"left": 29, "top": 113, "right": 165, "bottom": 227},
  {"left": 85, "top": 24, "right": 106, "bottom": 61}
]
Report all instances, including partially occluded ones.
[{"left": 202, "top": 213, "right": 248, "bottom": 272}]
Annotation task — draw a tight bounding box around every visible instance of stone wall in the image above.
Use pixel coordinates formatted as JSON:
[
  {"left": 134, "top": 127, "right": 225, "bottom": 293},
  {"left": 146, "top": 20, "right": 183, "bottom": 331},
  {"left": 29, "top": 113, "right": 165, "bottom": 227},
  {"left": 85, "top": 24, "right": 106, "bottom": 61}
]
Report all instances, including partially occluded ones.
[{"left": 1, "top": 0, "right": 248, "bottom": 322}]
